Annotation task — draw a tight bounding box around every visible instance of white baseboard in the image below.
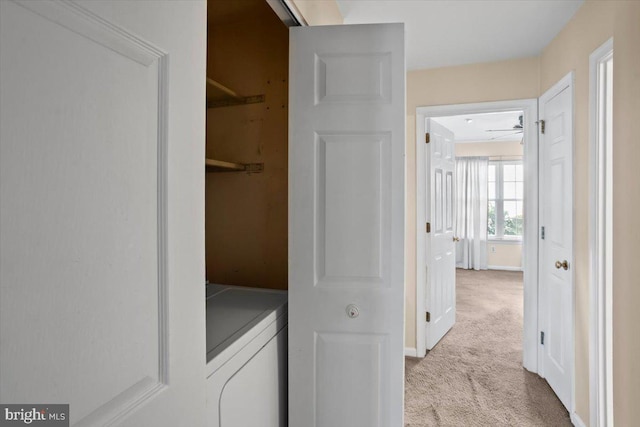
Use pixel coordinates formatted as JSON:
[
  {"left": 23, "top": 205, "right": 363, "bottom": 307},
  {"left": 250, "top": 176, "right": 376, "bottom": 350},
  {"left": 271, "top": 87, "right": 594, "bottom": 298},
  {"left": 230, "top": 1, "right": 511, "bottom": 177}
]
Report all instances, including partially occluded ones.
[
  {"left": 404, "top": 347, "right": 418, "bottom": 357},
  {"left": 487, "top": 265, "right": 523, "bottom": 272},
  {"left": 571, "top": 412, "right": 587, "bottom": 427}
]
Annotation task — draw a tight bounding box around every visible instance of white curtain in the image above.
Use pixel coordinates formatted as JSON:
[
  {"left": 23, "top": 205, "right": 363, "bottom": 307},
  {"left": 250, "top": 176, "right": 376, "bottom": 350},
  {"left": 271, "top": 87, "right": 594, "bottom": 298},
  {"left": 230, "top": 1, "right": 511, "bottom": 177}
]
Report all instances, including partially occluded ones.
[{"left": 455, "top": 157, "right": 489, "bottom": 270}]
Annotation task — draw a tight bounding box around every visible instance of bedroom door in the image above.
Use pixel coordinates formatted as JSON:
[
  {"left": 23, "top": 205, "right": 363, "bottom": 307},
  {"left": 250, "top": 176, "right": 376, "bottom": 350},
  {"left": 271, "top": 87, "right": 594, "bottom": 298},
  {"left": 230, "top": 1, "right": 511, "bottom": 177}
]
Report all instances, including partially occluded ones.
[
  {"left": 538, "top": 73, "right": 574, "bottom": 411},
  {"left": 424, "top": 119, "right": 457, "bottom": 350},
  {"left": 289, "top": 23, "right": 405, "bottom": 427},
  {"left": 0, "top": 1, "right": 207, "bottom": 425}
]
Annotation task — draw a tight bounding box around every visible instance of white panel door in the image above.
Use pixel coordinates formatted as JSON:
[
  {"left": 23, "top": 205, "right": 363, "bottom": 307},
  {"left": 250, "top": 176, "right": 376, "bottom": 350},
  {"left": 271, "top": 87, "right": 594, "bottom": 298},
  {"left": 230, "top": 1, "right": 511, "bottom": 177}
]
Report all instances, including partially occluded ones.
[
  {"left": 289, "top": 24, "right": 405, "bottom": 427},
  {"left": 539, "top": 75, "right": 574, "bottom": 411},
  {"left": 424, "top": 119, "right": 456, "bottom": 350},
  {"left": 0, "top": 1, "right": 206, "bottom": 426}
]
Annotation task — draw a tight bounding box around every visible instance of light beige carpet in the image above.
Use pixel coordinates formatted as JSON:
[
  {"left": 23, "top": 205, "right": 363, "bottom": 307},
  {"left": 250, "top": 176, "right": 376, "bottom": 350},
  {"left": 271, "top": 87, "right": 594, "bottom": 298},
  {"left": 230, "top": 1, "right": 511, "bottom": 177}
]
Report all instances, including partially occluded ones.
[{"left": 405, "top": 269, "right": 571, "bottom": 427}]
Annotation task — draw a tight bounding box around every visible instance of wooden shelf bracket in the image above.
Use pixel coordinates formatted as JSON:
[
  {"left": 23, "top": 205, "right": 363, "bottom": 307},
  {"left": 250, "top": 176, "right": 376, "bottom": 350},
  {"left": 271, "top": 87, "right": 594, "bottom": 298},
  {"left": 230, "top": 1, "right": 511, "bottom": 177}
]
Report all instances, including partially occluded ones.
[
  {"left": 205, "top": 158, "right": 264, "bottom": 173},
  {"left": 206, "top": 77, "right": 265, "bottom": 109}
]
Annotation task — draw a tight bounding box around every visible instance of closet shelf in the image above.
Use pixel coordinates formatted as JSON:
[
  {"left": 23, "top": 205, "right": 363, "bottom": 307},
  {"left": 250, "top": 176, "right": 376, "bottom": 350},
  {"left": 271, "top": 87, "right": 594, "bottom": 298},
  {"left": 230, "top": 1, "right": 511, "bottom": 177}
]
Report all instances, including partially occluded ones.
[
  {"left": 206, "top": 77, "right": 265, "bottom": 109},
  {"left": 206, "top": 158, "right": 264, "bottom": 173}
]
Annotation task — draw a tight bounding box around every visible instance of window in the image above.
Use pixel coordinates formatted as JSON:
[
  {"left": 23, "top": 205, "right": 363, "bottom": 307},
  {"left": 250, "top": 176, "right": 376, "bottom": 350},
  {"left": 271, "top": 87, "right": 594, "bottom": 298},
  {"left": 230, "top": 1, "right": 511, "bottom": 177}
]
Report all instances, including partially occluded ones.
[{"left": 488, "top": 161, "right": 523, "bottom": 239}]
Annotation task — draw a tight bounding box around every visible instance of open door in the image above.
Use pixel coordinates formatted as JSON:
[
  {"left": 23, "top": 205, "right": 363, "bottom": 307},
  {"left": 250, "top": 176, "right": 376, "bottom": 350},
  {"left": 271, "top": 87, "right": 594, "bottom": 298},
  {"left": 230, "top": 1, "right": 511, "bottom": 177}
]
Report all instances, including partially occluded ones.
[
  {"left": 538, "top": 73, "right": 574, "bottom": 411},
  {"left": 0, "top": 1, "right": 206, "bottom": 425},
  {"left": 289, "top": 24, "right": 405, "bottom": 426},
  {"left": 424, "top": 119, "right": 457, "bottom": 350}
]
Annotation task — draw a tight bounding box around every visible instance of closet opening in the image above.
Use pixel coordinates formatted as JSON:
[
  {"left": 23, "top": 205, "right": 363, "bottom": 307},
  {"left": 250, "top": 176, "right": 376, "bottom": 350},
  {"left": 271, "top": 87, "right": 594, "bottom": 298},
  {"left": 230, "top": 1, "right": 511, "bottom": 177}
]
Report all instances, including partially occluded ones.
[{"left": 204, "top": 1, "right": 293, "bottom": 426}]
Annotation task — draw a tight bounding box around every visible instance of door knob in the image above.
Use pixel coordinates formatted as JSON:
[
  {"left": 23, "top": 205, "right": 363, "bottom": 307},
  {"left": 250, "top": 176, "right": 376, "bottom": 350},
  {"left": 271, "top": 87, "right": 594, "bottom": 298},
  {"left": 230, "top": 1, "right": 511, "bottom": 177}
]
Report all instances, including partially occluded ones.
[
  {"left": 346, "top": 304, "right": 360, "bottom": 319},
  {"left": 555, "top": 260, "right": 569, "bottom": 270},
  {"left": 453, "top": 236, "right": 460, "bottom": 242}
]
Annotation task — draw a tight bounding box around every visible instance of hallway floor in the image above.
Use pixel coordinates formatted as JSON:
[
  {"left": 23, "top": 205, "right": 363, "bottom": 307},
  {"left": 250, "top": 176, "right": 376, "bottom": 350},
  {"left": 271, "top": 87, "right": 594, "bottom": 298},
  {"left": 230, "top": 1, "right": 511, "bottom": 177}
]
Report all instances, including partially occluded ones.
[{"left": 405, "top": 269, "right": 571, "bottom": 426}]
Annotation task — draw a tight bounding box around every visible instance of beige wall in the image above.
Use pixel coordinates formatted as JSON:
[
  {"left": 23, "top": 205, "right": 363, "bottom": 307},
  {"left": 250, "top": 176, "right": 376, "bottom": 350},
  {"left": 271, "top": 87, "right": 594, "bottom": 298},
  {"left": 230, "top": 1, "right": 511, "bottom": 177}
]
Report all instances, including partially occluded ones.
[
  {"left": 611, "top": 3, "right": 640, "bottom": 424},
  {"left": 290, "top": 0, "right": 344, "bottom": 25},
  {"left": 454, "top": 141, "right": 523, "bottom": 158},
  {"left": 206, "top": 0, "right": 288, "bottom": 290},
  {"left": 456, "top": 141, "right": 524, "bottom": 270},
  {"left": 405, "top": 57, "right": 540, "bottom": 351},
  {"left": 487, "top": 243, "right": 522, "bottom": 269}
]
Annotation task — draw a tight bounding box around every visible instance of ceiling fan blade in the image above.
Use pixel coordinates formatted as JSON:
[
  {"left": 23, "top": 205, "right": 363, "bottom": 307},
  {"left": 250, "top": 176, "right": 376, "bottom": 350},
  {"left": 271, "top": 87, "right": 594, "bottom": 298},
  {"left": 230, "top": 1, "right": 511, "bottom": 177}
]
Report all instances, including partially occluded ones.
[
  {"left": 487, "top": 129, "right": 519, "bottom": 132},
  {"left": 489, "top": 131, "right": 523, "bottom": 140}
]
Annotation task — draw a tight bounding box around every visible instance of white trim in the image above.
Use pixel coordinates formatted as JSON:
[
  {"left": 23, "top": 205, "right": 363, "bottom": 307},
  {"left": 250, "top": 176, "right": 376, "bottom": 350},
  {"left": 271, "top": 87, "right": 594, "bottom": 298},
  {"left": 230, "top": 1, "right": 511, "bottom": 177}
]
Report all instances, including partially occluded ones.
[
  {"left": 488, "top": 239, "right": 522, "bottom": 245},
  {"left": 265, "top": 0, "right": 301, "bottom": 27},
  {"left": 487, "top": 266, "right": 523, "bottom": 272},
  {"left": 538, "top": 71, "right": 575, "bottom": 415},
  {"left": 589, "top": 37, "right": 614, "bottom": 427},
  {"left": 572, "top": 412, "right": 588, "bottom": 427},
  {"left": 281, "top": 0, "right": 308, "bottom": 26},
  {"left": 415, "top": 99, "right": 538, "bottom": 371},
  {"left": 404, "top": 347, "right": 418, "bottom": 357}
]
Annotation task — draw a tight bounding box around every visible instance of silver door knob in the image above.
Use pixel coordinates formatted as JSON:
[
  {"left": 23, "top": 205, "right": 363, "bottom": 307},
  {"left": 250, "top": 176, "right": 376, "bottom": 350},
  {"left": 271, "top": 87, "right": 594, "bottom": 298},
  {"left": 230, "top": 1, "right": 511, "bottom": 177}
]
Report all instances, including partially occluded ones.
[
  {"left": 346, "top": 304, "right": 360, "bottom": 318},
  {"left": 555, "top": 260, "right": 569, "bottom": 270}
]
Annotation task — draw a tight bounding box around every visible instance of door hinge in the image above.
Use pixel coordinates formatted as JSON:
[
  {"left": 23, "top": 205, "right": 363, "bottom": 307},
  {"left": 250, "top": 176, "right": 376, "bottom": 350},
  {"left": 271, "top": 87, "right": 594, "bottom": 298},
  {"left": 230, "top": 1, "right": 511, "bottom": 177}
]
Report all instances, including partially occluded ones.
[
  {"left": 539, "top": 119, "right": 545, "bottom": 134},
  {"left": 426, "top": 312, "right": 431, "bottom": 322},
  {"left": 425, "top": 133, "right": 430, "bottom": 144},
  {"left": 541, "top": 331, "right": 545, "bottom": 345},
  {"left": 426, "top": 222, "right": 431, "bottom": 233},
  {"left": 541, "top": 226, "right": 545, "bottom": 240}
]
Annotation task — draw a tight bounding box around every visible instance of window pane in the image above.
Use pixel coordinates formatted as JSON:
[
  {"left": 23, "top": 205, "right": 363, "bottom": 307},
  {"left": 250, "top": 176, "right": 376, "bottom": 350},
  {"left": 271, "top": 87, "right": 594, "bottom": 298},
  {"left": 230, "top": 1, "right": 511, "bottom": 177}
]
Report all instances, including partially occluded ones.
[
  {"left": 487, "top": 201, "right": 496, "bottom": 236},
  {"left": 488, "top": 181, "right": 496, "bottom": 200},
  {"left": 503, "top": 201, "right": 523, "bottom": 236},
  {"left": 503, "top": 164, "right": 516, "bottom": 181},
  {"left": 488, "top": 164, "right": 496, "bottom": 182},
  {"left": 504, "top": 182, "right": 516, "bottom": 199},
  {"left": 516, "top": 164, "right": 524, "bottom": 181},
  {"left": 515, "top": 202, "right": 524, "bottom": 235},
  {"left": 516, "top": 181, "right": 523, "bottom": 199}
]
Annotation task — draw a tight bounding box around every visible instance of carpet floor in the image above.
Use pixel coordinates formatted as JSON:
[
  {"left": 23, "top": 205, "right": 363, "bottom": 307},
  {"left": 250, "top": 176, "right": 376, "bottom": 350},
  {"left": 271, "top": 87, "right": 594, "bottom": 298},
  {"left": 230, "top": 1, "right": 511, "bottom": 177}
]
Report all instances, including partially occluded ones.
[{"left": 405, "top": 269, "right": 571, "bottom": 427}]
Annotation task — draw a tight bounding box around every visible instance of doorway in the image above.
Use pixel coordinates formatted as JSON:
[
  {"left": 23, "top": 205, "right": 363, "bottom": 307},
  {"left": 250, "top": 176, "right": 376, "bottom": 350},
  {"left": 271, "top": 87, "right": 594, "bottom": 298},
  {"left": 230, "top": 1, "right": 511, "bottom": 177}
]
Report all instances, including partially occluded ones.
[{"left": 415, "top": 100, "right": 539, "bottom": 370}]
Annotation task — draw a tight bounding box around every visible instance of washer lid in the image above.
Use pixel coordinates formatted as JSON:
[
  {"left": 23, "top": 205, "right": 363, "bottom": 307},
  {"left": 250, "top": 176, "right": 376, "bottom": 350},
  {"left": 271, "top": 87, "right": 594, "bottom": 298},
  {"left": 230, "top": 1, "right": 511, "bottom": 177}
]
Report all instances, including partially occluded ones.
[{"left": 206, "top": 286, "right": 287, "bottom": 363}]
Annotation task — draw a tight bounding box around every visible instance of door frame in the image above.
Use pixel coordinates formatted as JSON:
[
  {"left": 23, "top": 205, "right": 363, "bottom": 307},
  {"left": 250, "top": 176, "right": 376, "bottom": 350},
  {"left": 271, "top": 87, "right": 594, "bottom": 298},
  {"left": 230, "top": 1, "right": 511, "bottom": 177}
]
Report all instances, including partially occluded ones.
[
  {"left": 589, "top": 38, "right": 614, "bottom": 427},
  {"left": 415, "top": 99, "right": 539, "bottom": 372}
]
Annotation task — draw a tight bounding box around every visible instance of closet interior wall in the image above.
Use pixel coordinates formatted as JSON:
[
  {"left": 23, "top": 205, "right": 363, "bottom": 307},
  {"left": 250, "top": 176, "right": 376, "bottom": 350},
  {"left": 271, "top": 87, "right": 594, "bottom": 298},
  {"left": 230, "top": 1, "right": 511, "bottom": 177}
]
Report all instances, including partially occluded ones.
[{"left": 206, "top": 0, "right": 289, "bottom": 290}]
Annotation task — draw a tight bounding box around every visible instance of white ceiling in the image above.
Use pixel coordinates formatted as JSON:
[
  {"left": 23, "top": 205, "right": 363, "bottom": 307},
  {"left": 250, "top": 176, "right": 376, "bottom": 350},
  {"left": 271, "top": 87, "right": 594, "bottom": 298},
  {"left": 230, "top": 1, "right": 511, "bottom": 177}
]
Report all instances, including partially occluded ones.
[
  {"left": 432, "top": 111, "right": 524, "bottom": 143},
  {"left": 336, "top": 0, "right": 584, "bottom": 70}
]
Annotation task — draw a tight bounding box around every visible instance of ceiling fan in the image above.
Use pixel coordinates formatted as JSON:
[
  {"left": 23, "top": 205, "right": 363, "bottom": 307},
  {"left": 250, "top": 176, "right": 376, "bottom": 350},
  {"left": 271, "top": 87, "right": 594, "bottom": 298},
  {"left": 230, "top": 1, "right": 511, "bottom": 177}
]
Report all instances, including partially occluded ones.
[{"left": 486, "top": 114, "right": 523, "bottom": 141}]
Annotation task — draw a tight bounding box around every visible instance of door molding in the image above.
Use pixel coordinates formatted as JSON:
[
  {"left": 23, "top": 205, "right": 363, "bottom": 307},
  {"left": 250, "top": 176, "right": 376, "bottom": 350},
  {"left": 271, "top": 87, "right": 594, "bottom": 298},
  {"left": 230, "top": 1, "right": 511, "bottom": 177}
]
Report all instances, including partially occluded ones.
[
  {"left": 589, "top": 38, "right": 614, "bottom": 427},
  {"left": 415, "top": 99, "right": 538, "bottom": 371}
]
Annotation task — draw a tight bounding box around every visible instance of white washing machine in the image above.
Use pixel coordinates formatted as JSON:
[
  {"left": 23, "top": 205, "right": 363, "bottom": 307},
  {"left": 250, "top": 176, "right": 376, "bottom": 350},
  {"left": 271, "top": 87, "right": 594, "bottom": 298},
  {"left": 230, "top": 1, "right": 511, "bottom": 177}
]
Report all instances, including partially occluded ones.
[{"left": 205, "top": 284, "right": 288, "bottom": 427}]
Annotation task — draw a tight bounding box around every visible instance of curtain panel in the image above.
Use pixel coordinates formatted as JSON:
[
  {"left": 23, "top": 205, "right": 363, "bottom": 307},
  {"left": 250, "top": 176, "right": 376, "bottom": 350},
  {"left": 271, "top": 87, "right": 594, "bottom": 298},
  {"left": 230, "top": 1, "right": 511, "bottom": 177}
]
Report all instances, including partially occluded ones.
[{"left": 455, "top": 156, "right": 489, "bottom": 270}]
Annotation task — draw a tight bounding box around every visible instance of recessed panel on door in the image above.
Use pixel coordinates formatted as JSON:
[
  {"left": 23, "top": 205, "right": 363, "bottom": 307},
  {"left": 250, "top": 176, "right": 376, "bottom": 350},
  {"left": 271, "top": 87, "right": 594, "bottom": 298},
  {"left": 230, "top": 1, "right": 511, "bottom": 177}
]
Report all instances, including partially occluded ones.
[
  {"left": 446, "top": 171, "right": 453, "bottom": 231},
  {"left": 549, "top": 159, "right": 565, "bottom": 246},
  {"left": 435, "top": 169, "right": 443, "bottom": 233},
  {"left": 315, "top": 332, "right": 387, "bottom": 427},
  {"left": 315, "top": 133, "right": 390, "bottom": 286},
  {"left": 314, "top": 53, "right": 391, "bottom": 104},
  {"left": 547, "top": 273, "right": 568, "bottom": 374}
]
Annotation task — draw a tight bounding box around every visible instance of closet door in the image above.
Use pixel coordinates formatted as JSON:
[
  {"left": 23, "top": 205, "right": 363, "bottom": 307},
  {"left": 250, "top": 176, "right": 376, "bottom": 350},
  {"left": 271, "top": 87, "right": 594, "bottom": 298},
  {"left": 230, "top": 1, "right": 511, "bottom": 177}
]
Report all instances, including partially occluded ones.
[
  {"left": 289, "top": 23, "right": 405, "bottom": 427},
  {"left": 0, "top": 1, "right": 207, "bottom": 425}
]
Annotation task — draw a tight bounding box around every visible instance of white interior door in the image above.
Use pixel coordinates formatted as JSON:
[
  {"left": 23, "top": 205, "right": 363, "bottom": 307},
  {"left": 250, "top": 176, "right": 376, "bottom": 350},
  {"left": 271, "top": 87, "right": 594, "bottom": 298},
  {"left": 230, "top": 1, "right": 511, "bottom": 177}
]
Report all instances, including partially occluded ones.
[
  {"left": 0, "top": 1, "right": 207, "bottom": 426},
  {"left": 539, "top": 74, "right": 574, "bottom": 411},
  {"left": 424, "top": 119, "right": 457, "bottom": 350},
  {"left": 289, "top": 23, "right": 405, "bottom": 427}
]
